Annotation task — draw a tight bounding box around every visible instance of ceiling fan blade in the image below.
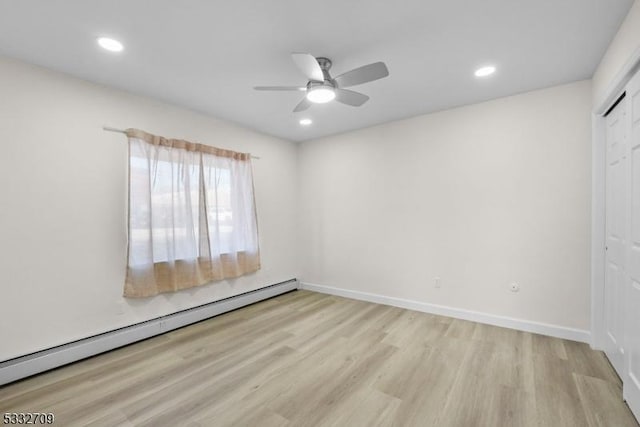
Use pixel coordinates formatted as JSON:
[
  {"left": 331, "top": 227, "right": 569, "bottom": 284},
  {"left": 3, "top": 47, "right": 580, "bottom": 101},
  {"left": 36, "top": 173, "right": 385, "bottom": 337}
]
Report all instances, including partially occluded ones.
[
  {"left": 293, "top": 97, "right": 312, "bottom": 112},
  {"left": 335, "top": 89, "right": 369, "bottom": 107},
  {"left": 334, "top": 62, "right": 389, "bottom": 88},
  {"left": 291, "top": 53, "right": 324, "bottom": 82},
  {"left": 254, "top": 86, "right": 306, "bottom": 91}
]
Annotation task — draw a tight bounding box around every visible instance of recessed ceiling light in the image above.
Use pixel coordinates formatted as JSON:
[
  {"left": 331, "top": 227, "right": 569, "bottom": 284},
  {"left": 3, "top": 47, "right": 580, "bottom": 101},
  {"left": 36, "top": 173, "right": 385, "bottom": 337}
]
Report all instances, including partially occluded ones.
[
  {"left": 299, "top": 118, "right": 313, "bottom": 126},
  {"left": 306, "top": 87, "right": 336, "bottom": 104},
  {"left": 475, "top": 66, "right": 496, "bottom": 77},
  {"left": 97, "top": 37, "right": 124, "bottom": 52}
]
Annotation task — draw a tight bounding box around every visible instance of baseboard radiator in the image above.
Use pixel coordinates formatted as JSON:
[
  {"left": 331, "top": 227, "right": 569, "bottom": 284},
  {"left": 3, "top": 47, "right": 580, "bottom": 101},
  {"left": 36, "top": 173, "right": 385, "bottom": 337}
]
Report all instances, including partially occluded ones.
[{"left": 0, "top": 279, "right": 298, "bottom": 386}]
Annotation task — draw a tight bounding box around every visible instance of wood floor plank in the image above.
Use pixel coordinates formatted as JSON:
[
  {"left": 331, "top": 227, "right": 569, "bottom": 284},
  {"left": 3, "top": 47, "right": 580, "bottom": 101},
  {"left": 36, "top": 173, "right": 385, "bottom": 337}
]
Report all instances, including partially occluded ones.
[
  {"left": 439, "top": 339, "right": 537, "bottom": 427},
  {"left": 533, "top": 352, "right": 590, "bottom": 427},
  {"left": 574, "top": 373, "right": 638, "bottom": 427},
  {"left": 531, "top": 333, "right": 569, "bottom": 360},
  {"left": 444, "top": 318, "right": 477, "bottom": 340},
  {"left": 381, "top": 337, "right": 472, "bottom": 426},
  {"left": 372, "top": 341, "right": 433, "bottom": 399},
  {"left": 0, "top": 290, "right": 637, "bottom": 427},
  {"left": 310, "top": 386, "right": 401, "bottom": 427},
  {"left": 564, "top": 340, "right": 622, "bottom": 384},
  {"left": 285, "top": 343, "right": 397, "bottom": 426}
]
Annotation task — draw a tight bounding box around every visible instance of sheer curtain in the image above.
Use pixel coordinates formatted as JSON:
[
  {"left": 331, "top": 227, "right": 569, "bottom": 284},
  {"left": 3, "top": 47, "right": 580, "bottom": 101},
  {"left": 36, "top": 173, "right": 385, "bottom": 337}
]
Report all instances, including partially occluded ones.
[{"left": 124, "top": 129, "right": 260, "bottom": 298}]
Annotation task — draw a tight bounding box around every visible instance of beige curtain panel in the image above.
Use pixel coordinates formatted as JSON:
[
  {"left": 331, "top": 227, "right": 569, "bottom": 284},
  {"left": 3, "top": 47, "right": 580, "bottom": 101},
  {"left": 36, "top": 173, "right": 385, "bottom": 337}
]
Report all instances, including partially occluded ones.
[{"left": 124, "top": 129, "right": 260, "bottom": 298}]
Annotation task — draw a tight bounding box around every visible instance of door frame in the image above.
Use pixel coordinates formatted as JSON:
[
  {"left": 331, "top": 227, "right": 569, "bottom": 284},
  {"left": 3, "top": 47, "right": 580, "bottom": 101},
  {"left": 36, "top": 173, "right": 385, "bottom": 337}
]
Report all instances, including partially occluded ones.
[{"left": 591, "top": 47, "right": 640, "bottom": 352}]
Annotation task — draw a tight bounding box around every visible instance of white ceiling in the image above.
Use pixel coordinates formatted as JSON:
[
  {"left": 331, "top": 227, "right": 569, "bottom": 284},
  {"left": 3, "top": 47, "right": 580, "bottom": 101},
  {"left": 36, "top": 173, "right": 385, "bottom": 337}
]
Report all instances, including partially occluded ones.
[{"left": 0, "top": 0, "right": 634, "bottom": 142}]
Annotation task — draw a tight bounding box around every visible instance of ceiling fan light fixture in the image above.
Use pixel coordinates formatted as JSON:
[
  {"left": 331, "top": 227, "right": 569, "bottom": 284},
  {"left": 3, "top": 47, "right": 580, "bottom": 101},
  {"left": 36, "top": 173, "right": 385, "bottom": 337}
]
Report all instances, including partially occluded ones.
[{"left": 306, "top": 87, "right": 335, "bottom": 104}]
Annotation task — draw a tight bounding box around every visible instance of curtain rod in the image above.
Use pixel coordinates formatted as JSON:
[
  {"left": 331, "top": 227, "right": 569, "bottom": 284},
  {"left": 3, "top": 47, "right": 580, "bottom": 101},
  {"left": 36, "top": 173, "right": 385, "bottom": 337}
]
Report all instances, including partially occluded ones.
[{"left": 102, "top": 126, "right": 261, "bottom": 159}]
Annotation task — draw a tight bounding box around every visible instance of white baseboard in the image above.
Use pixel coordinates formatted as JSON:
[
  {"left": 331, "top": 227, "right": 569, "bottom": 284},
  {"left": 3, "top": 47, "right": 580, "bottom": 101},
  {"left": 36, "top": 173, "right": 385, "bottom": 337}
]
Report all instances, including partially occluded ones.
[
  {"left": 300, "top": 282, "right": 590, "bottom": 343},
  {"left": 0, "top": 279, "right": 298, "bottom": 386}
]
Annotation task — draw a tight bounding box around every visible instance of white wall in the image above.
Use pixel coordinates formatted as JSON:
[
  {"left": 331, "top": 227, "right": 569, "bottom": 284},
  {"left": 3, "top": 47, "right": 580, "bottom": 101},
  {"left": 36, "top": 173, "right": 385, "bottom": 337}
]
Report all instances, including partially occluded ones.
[
  {"left": 593, "top": 0, "right": 640, "bottom": 106},
  {"left": 0, "top": 51, "right": 598, "bottom": 360},
  {"left": 0, "top": 56, "right": 298, "bottom": 361},
  {"left": 298, "top": 80, "right": 592, "bottom": 331}
]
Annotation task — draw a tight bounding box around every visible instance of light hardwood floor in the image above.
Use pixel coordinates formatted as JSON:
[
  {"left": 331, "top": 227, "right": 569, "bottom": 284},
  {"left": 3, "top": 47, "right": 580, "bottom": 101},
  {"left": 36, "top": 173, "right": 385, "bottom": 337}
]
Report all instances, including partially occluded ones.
[{"left": 0, "top": 290, "right": 638, "bottom": 427}]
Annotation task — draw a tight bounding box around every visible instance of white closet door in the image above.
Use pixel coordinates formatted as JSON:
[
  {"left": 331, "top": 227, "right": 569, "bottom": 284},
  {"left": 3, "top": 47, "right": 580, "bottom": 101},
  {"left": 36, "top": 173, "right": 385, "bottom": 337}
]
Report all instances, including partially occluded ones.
[
  {"left": 624, "top": 68, "right": 640, "bottom": 422},
  {"left": 604, "top": 94, "right": 627, "bottom": 377}
]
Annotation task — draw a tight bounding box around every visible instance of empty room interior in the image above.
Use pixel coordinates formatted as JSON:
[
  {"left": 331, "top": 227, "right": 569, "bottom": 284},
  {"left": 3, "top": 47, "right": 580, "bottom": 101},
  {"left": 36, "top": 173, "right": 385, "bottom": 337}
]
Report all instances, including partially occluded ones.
[{"left": 2, "top": 1, "right": 640, "bottom": 426}]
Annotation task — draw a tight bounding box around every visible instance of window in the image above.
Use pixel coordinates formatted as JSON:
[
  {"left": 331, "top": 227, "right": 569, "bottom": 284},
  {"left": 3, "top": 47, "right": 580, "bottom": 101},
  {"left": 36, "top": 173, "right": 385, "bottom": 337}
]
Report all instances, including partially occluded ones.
[{"left": 124, "top": 129, "right": 260, "bottom": 298}]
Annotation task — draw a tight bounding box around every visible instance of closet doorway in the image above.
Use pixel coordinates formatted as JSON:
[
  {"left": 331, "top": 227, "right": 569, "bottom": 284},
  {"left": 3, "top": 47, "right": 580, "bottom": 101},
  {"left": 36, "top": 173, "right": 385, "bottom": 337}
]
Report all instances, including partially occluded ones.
[{"left": 596, "top": 64, "right": 640, "bottom": 422}]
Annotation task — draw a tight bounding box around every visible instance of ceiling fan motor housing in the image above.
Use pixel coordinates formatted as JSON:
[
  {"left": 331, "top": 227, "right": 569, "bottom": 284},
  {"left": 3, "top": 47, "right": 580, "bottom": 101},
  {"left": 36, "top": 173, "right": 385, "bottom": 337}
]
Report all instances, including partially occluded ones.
[{"left": 307, "top": 80, "right": 335, "bottom": 90}]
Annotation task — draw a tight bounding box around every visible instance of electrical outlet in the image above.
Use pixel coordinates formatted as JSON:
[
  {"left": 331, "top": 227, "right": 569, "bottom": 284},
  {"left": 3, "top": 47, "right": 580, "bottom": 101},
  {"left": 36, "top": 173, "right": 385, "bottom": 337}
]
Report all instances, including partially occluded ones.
[
  {"left": 509, "top": 282, "right": 520, "bottom": 292},
  {"left": 434, "top": 277, "right": 441, "bottom": 288}
]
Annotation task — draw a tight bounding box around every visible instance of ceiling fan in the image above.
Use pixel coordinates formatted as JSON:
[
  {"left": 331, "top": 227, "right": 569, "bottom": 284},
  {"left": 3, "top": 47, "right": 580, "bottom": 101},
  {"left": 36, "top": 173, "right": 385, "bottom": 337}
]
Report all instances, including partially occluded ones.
[{"left": 254, "top": 53, "right": 389, "bottom": 112}]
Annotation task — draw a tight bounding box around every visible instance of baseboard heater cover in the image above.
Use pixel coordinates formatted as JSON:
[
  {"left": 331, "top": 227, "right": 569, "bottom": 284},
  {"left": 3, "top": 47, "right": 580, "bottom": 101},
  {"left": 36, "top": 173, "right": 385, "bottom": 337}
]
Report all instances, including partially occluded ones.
[{"left": 0, "top": 279, "right": 298, "bottom": 386}]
